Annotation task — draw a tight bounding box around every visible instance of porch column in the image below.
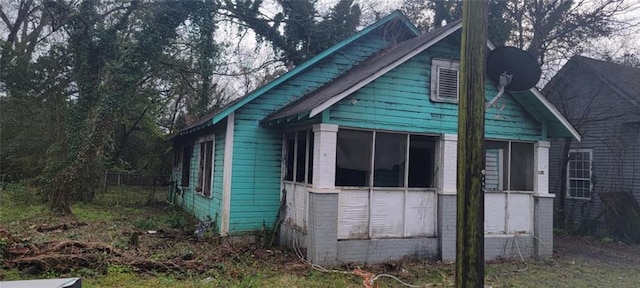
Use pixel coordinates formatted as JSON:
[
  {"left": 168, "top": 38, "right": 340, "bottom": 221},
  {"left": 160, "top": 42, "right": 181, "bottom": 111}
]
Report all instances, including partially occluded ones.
[
  {"left": 533, "top": 140, "right": 553, "bottom": 258},
  {"left": 312, "top": 124, "right": 339, "bottom": 188},
  {"left": 438, "top": 134, "right": 458, "bottom": 262},
  {"left": 307, "top": 124, "right": 339, "bottom": 265},
  {"left": 534, "top": 141, "right": 550, "bottom": 195}
]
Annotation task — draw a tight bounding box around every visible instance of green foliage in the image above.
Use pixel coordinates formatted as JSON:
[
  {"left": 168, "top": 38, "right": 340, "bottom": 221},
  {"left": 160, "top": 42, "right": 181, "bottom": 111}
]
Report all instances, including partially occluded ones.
[
  {"left": 164, "top": 211, "right": 190, "bottom": 229},
  {"left": 225, "top": 0, "right": 361, "bottom": 66},
  {"left": 0, "top": 182, "right": 47, "bottom": 224},
  {"left": 133, "top": 218, "right": 158, "bottom": 231},
  {"left": 601, "top": 236, "right": 614, "bottom": 243}
]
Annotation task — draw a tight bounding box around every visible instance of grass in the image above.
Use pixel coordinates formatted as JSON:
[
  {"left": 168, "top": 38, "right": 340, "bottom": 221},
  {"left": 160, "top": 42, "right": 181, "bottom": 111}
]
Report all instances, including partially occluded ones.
[{"left": 2, "top": 182, "right": 640, "bottom": 287}]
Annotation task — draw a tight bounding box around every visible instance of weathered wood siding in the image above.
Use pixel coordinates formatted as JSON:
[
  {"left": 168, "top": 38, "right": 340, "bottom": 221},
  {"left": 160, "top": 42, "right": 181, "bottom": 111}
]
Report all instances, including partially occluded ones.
[
  {"left": 328, "top": 36, "right": 542, "bottom": 141},
  {"left": 228, "top": 30, "right": 412, "bottom": 232},
  {"left": 174, "top": 125, "right": 226, "bottom": 229}
]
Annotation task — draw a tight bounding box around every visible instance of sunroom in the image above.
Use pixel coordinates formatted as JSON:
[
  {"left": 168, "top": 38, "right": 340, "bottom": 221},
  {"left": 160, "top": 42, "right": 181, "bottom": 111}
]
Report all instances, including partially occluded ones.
[{"left": 283, "top": 128, "right": 439, "bottom": 240}]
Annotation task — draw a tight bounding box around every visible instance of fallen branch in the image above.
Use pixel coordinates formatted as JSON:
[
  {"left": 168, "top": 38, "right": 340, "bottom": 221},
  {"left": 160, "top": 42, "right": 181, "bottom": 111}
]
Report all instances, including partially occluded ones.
[{"left": 36, "top": 222, "right": 87, "bottom": 232}]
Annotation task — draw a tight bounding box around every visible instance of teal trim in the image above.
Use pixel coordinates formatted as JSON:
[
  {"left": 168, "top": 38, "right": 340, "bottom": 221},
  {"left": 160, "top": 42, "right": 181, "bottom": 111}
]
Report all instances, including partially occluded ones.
[
  {"left": 183, "top": 11, "right": 419, "bottom": 135},
  {"left": 541, "top": 121, "right": 548, "bottom": 140},
  {"left": 322, "top": 110, "right": 330, "bottom": 122}
]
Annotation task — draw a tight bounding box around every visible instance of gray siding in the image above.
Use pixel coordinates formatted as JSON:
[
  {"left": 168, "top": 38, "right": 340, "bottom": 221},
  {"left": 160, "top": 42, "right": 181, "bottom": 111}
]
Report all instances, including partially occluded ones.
[{"left": 546, "top": 65, "right": 640, "bottom": 232}]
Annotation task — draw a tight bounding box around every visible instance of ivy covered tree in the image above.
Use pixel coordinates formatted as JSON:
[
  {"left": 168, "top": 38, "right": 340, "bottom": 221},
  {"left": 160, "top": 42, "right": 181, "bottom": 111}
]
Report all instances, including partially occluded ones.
[{"left": 223, "top": 0, "right": 361, "bottom": 67}]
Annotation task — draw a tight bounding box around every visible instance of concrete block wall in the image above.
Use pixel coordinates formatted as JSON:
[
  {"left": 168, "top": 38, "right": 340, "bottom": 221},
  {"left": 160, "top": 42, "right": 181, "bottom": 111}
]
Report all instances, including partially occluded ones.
[
  {"left": 337, "top": 238, "right": 438, "bottom": 264},
  {"left": 278, "top": 223, "right": 307, "bottom": 250},
  {"left": 484, "top": 235, "right": 534, "bottom": 260},
  {"left": 438, "top": 194, "right": 457, "bottom": 261},
  {"left": 307, "top": 192, "right": 339, "bottom": 265},
  {"left": 534, "top": 196, "right": 554, "bottom": 258}
]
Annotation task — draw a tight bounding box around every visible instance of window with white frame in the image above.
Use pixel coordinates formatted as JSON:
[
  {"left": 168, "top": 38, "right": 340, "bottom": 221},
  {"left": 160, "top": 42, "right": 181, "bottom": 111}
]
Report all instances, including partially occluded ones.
[
  {"left": 430, "top": 59, "right": 460, "bottom": 103},
  {"left": 196, "top": 139, "right": 214, "bottom": 197},
  {"left": 335, "top": 129, "right": 437, "bottom": 188},
  {"left": 484, "top": 141, "right": 534, "bottom": 191},
  {"left": 567, "top": 149, "right": 592, "bottom": 199},
  {"left": 284, "top": 130, "right": 313, "bottom": 184}
]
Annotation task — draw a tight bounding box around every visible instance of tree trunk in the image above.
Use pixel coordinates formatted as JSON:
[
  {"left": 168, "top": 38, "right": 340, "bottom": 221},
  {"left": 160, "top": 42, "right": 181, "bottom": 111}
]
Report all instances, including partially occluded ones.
[
  {"left": 456, "top": 1, "right": 488, "bottom": 287},
  {"left": 557, "top": 138, "right": 573, "bottom": 229}
]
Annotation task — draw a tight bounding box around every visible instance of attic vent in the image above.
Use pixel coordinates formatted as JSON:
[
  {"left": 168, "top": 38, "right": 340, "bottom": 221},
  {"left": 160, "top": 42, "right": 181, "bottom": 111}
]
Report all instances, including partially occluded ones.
[{"left": 430, "top": 59, "right": 460, "bottom": 103}]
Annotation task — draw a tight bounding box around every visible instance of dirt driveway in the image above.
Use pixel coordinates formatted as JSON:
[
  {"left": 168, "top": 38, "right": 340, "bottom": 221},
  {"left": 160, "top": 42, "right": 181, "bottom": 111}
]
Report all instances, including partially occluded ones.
[{"left": 555, "top": 235, "right": 640, "bottom": 267}]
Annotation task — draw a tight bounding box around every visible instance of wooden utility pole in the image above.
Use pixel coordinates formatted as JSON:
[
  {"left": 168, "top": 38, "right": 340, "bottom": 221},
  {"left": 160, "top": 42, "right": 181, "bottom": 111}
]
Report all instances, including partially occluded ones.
[{"left": 456, "top": 1, "right": 488, "bottom": 287}]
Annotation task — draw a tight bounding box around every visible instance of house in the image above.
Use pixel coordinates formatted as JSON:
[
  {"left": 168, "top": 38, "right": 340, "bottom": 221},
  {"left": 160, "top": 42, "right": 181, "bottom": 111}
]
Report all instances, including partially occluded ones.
[
  {"left": 545, "top": 56, "right": 640, "bottom": 235},
  {"left": 169, "top": 11, "right": 580, "bottom": 265}
]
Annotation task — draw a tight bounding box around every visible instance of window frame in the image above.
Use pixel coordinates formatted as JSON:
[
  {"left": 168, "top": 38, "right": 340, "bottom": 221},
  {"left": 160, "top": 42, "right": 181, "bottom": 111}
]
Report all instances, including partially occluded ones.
[
  {"left": 196, "top": 137, "right": 215, "bottom": 198},
  {"left": 566, "top": 149, "right": 593, "bottom": 200},
  {"left": 180, "top": 145, "right": 192, "bottom": 187},
  {"left": 484, "top": 140, "right": 535, "bottom": 192},
  {"left": 430, "top": 58, "right": 460, "bottom": 103},
  {"left": 283, "top": 129, "right": 313, "bottom": 184},
  {"left": 335, "top": 129, "right": 437, "bottom": 189}
]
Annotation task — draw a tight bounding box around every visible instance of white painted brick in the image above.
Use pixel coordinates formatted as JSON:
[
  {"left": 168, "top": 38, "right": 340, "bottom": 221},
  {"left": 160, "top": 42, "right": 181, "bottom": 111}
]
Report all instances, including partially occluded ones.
[
  {"left": 312, "top": 124, "right": 338, "bottom": 189},
  {"left": 534, "top": 141, "right": 550, "bottom": 195},
  {"left": 440, "top": 134, "right": 458, "bottom": 195}
]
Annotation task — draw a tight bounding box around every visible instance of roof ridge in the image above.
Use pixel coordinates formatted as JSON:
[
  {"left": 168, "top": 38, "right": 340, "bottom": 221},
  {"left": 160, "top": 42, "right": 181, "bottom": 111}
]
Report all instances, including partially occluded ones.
[{"left": 174, "top": 11, "right": 420, "bottom": 137}]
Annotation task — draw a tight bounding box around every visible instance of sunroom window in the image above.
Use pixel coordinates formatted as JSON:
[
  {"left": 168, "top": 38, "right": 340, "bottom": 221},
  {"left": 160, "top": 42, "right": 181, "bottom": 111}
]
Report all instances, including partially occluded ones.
[
  {"left": 284, "top": 130, "right": 313, "bottom": 184},
  {"left": 484, "top": 140, "right": 534, "bottom": 191},
  {"left": 336, "top": 129, "right": 437, "bottom": 188}
]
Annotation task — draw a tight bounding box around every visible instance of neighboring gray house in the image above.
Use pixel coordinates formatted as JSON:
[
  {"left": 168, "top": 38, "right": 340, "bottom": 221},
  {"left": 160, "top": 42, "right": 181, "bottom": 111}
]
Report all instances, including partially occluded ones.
[{"left": 545, "top": 56, "right": 640, "bottom": 234}]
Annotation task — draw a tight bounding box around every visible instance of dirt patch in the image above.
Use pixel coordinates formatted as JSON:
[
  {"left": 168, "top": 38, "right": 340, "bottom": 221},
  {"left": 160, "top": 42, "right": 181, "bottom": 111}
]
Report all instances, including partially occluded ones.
[{"left": 554, "top": 235, "right": 640, "bottom": 267}]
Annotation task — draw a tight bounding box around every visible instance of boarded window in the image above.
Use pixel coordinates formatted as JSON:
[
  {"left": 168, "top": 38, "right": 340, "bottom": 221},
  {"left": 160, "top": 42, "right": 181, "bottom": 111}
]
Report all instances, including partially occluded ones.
[
  {"left": 567, "top": 150, "right": 592, "bottom": 199},
  {"left": 181, "top": 145, "right": 192, "bottom": 187},
  {"left": 430, "top": 59, "right": 460, "bottom": 103},
  {"left": 197, "top": 140, "right": 214, "bottom": 197}
]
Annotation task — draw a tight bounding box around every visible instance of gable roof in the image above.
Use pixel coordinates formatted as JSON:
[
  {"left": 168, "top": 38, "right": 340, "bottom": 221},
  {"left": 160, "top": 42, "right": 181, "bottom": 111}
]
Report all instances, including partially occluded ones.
[
  {"left": 563, "top": 56, "right": 640, "bottom": 108},
  {"left": 173, "top": 10, "right": 420, "bottom": 138},
  {"left": 261, "top": 20, "right": 463, "bottom": 124},
  {"left": 260, "top": 19, "right": 581, "bottom": 141}
]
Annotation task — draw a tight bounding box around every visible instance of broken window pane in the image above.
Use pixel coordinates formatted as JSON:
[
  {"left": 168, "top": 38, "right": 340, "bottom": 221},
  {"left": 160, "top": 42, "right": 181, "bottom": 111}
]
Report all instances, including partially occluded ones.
[
  {"left": 374, "top": 133, "right": 406, "bottom": 187},
  {"left": 308, "top": 132, "right": 314, "bottom": 184},
  {"left": 510, "top": 142, "right": 534, "bottom": 191},
  {"left": 336, "top": 130, "right": 372, "bottom": 186},
  {"left": 296, "top": 131, "right": 307, "bottom": 182},
  {"left": 408, "top": 135, "right": 437, "bottom": 188},
  {"left": 181, "top": 145, "right": 192, "bottom": 187},
  {"left": 284, "top": 132, "right": 295, "bottom": 181}
]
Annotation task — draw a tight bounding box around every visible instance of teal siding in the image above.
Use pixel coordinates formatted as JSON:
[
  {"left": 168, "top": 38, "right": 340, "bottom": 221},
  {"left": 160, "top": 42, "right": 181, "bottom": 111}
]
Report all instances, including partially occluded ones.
[
  {"left": 328, "top": 36, "right": 542, "bottom": 141},
  {"left": 228, "top": 29, "right": 406, "bottom": 233},
  {"left": 175, "top": 124, "right": 226, "bottom": 229}
]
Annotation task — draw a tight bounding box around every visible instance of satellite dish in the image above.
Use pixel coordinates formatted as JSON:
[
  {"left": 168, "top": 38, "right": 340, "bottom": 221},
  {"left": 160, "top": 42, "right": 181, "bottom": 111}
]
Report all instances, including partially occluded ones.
[
  {"left": 487, "top": 46, "right": 541, "bottom": 91},
  {"left": 485, "top": 46, "right": 541, "bottom": 108}
]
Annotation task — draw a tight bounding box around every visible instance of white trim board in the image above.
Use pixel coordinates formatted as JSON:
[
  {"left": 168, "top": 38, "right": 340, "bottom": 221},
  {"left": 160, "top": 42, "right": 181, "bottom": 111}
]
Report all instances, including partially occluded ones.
[{"left": 221, "top": 112, "right": 235, "bottom": 235}]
